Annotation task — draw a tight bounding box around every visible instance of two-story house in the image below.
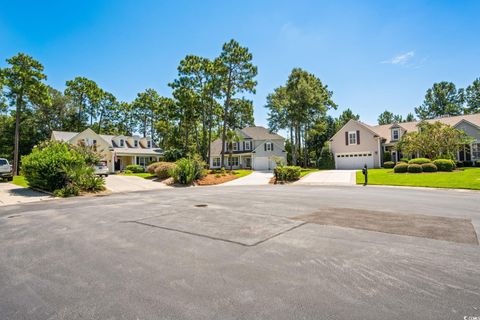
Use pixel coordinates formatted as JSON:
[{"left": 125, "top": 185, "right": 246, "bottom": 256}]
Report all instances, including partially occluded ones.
[
  {"left": 209, "top": 126, "right": 287, "bottom": 170},
  {"left": 51, "top": 128, "right": 163, "bottom": 173},
  {"left": 329, "top": 113, "right": 480, "bottom": 169}
]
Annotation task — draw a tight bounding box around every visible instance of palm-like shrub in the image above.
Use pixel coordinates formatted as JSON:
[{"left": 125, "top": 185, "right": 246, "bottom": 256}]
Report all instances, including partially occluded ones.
[{"left": 171, "top": 156, "right": 206, "bottom": 185}]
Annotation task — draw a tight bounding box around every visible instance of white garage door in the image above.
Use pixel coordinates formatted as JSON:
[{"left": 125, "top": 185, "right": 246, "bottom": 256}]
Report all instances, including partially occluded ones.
[
  {"left": 253, "top": 157, "right": 275, "bottom": 170},
  {"left": 335, "top": 152, "right": 374, "bottom": 170}
]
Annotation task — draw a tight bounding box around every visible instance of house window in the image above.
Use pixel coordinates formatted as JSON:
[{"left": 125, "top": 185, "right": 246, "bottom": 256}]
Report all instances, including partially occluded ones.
[
  {"left": 244, "top": 141, "right": 251, "bottom": 150},
  {"left": 92, "top": 139, "right": 97, "bottom": 145},
  {"left": 265, "top": 142, "right": 274, "bottom": 151},
  {"left": 147, "top": 141, "right": 151, "bottom": 148},
  {"left": 472, "top": 143, "right": 480, "bottom": 159},
  {"left": 232, "top": 142, "right": 238, "bottom": 151},
  {"left": 213, "top": 157, "right": 221, "bottom": 167},
  {"left": 392, "top": 129, "right": 400, "bottom": 141},
  {"left": 134, "top": 140, "right": 138, "bottom": 147},
  {"left": 348, "top": 132, "right": 357, "bottom": 145},
  {"left": 120, "top": 139, "right": 124, "bottom": 147},
  {"left": 228, "top": 157, "right": 239, "bottom": 167}
]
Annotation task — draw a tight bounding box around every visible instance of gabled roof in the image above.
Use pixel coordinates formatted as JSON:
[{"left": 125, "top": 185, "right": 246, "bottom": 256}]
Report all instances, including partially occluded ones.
[
  {"left": 329, "top": 119, "right": 380, "bottom": 143},
  {"left": 368, "top": 113, "right": 480, "bottom": 143}
]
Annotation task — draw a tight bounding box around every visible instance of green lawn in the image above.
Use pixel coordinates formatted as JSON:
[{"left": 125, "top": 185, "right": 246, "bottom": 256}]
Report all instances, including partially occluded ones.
[
  {"left": 299, "top": 168, "right": 320, "bottom": 178},
  {"left": 10, "top": 175, "right": 29, "bottom": 187},
  {"left": 232, "top": 169, "right": 252, "bottom": 178},
  {"left": 356, "top": 167, "right": 480, "bottom": 190},
  {"left": 118, "top": 172, "right": 156, "bottom": 179}
]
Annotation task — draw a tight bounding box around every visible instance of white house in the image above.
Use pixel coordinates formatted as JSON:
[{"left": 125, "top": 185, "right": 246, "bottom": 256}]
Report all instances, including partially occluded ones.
[
  {"left": 51, "top": 128, "right": 163, "bottom": 173},
  {"left": 209, "top": 126, "right": 287, "bottom": 170}
]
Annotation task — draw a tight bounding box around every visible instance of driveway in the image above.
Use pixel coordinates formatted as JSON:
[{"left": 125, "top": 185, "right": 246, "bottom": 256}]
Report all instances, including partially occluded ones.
[
  {"left": 105, "top": 175, "right": 170, "bottom": 193},
  {"left": 0, "top": 186, "right": 479, "bottom": 319},
  {"left": 0, "top": 182, "right": 52, "bottom": 206},
  {"left": 221, "top": 170, "right": 273, "bottom": 185},
  {"left": 295, "top": 169, "right": 356, "bottom": 185}
]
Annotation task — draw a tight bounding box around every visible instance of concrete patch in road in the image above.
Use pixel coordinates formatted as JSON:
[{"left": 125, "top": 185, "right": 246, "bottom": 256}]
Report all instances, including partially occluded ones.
[
  {"left": 293, "top": 208, "right": 478, "bottom": 245},
  {"left": 133, "top": 208, "right": 305, "bottom": 246}
]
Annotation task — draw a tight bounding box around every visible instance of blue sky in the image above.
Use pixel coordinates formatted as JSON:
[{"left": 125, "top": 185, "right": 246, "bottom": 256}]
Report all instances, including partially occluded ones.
[{"left": 1, "top": 0, "right": 479, "bottom": 126}]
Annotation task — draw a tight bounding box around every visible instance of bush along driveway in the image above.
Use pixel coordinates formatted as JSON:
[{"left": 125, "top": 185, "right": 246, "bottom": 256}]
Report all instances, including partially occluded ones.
[{"left": 356, "top": 167, "right": 480, "bottom": 190}]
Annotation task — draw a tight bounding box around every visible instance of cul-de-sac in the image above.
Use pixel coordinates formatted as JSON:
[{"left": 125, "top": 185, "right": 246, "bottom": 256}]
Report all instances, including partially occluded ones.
[{"left": 1, "top": 2, "right": 480, "bottom": 320}]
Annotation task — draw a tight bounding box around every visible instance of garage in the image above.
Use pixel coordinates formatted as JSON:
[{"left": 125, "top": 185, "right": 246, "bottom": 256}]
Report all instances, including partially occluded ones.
[
  {"left": 253, "top": 157, "right": 276, "bottom": 170},
  {"left": 335, "top": 152, "right": 374, "bottom": 169}
]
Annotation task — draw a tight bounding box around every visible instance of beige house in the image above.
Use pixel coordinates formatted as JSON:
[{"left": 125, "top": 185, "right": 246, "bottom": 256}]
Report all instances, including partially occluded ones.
[
  {"left": 51, "top": 128, "right": 163, "bottom": 173},
  {"left": 209, "top": 126, "right": 286, "bottom": 170},
  {"left": 330, "top": 113, "right": 480, "bottom": 169}
]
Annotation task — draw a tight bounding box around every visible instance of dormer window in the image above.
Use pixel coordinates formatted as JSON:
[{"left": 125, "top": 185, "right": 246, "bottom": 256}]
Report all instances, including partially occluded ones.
[
  {"left": 120, "top": 139, "right": 124, "bottom": 147},
  {"left": 392, "top": 129, "right": 400, "bottom": 141},
  {"left": 147, "top": 141, "right": 151, "bottom": 148},
  {"left": 134, "top": 140, "right": 138, "bottom": 147}
]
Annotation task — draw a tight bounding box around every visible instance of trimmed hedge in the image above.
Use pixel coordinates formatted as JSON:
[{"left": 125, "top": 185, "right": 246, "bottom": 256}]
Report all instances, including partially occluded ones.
[
  {"left": 274, "top": 166, "right": 302, "bottom": 182},
  {"left": 146, "top": 162, "right": 161, "bottom": 174},
  {"left": 421, "top": 162, "right": 438, "bottom": 172},
  {"left": 433, "top": 159, "right": 454, "bottom": 172},
  {"left": 154, "top": 162, "right": 177, "bottom": 179},
  {"left": 125, "top": 164, "right": 144, "bottom": 173},
  {"left": 407, "top": 164, "right": 423, "bottom": 173},
  {"left": 476, "top": 160, "right": 480, "bottom": 167},
  {"left": 463, "top": 160, "right": 473, "bottom": 167},
  {"left": 383, "top": 161, "right": 395, "bottom": 168},
  {"left": 456, "top": 161, "right": 464, "bottom": 168},
  {"left": 408, "top": 158, "right": 431, "bottom": 165},
  {"left": 393, "top": 163, "right": 408, "bottom": 173},
  {"left": 400, "top": 157, "right": 410, "bottom": 163}
]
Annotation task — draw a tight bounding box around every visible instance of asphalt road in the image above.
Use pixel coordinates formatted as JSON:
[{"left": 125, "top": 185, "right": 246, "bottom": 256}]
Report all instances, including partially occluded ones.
[{"left": 0, "top": 185, "right": 479, "bottom": 320}]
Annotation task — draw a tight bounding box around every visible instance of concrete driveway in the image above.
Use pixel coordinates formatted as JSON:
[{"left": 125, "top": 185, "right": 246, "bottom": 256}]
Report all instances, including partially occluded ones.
[
  {"left": 105, "top": 175, "right": 170, "bottom": 193},
  {"left": 221, "top": 170, "right": 273, "bottom": 186},
  {"left": 295, "top": 169, "right": 356, "bottom": 185},
  {"left": 1, "top": 186, "right": 479, "bottom": 319},
  {"left": 0, "top": 182, "right": 52, "bottom": 206}
]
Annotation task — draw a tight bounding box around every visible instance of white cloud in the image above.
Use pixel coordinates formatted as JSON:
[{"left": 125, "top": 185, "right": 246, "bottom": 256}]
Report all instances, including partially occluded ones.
[{"left": 382, "top": 51, "right": 415, "bottom": 65}]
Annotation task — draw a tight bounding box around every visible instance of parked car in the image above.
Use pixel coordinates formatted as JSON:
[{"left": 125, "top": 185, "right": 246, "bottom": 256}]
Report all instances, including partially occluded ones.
[
  {"left": 0, "top": 158, "right": 13, "bottom": 181},
  {"left": 94, "top": 162, "right": 109, "bottom": 177}
]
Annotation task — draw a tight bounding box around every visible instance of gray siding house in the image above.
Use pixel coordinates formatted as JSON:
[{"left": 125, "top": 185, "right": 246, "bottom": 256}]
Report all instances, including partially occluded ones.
[
  {"left": 330, "top": 113, "right": 480, "bottom": 169},
  {"left": 209, "top": 126, "right": 286, "bottom": 170}
]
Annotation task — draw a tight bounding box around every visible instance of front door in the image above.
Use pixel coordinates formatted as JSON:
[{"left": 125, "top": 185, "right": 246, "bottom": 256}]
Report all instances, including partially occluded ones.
[
  {"left": 245, "top": 157, "right": 251, "bottom": 168},
  {"left": 114, "top": 159, "right": 121, "bottom": 171}
]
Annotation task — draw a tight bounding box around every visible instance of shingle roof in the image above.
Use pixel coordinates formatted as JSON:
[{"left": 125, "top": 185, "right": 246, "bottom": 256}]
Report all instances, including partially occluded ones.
[{"left": 368, "top": 113, "right": 480, "bottom": 143}]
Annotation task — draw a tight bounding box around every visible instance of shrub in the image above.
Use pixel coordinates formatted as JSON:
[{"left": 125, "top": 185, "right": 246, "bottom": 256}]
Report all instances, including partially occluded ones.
[
  {"left": 433, "top": 159, "right": 454, "bottom": 172},
  {"left": 317, "top": 143, "right": 335, "bottom": 169},
  {"left": 393, "top": 163, "right": 408, "bottom": 173},
  {"left": 163, "top": 148, "right": 184, "bottom": 162},
  {"left": 274, "top": 166, "right": 302, "bottom": 182},
  {"left": 154, "top": 162, "right": 177, "bottom": 179},
  {"left": 400, "top": 157, "right": 410, "bottom": 163},
  {"left": 407, "top": 164, "right": 423, "bottom": 173},
  {"left": 408, "top": 158, "right": 431, "bottom": 165},
  {"left": 383, "top": 161, "right": 395, "bottom": 168},
  {"left": 476, "top": 160, "right": 480, "bottom": 167},
  {"left": 21, "top": 141, "right": 105, "bottom": 196},
  {"left": 383, "top": 151, "right": 391, "bottom": 162},
  {"left": 146, "top": 162, "right": 161, "bottom": 174},
  {"left": 125, "top": 164, "right": 144, "bottom": 173},
  {"left": 463, "top": 160, "right": 473, "bottom": 167},
  {"left": 171, "top": 156, "right": 206, "bottom": 185},
  {"left": 421, "top": 163, "right": 437, "bottom": 172},
  {"left": 456, "top": 161, "right": 464, "bottom": 168}
]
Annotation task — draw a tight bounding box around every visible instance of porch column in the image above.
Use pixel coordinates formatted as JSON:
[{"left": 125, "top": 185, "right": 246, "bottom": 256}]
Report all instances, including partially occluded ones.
[{"left": 133, "top": 155, "right": 137, "bottom": 166}]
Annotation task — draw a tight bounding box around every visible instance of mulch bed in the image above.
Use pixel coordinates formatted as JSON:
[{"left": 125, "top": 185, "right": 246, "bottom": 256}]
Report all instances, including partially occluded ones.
[{"left": 196, "top": 173, "right": 239, "bottom": 186}]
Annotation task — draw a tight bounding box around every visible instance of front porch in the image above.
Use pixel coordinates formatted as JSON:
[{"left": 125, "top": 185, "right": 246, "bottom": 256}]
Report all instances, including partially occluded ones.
[
  {"left": 212, "top": 154, "right": 252, "bottom": 169},
  {"left": 112, "top": 154, "right": 161, "bottom": 172}
]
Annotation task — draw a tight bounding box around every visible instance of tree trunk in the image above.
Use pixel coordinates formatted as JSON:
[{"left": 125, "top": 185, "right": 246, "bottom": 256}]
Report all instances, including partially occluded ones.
[
  {"left": 12, "top": 96, "right": 22, "bottom": 176},
  {"left": 289, "top": 126, "right": 294, "bottom": 165},
  {"left": 303, "top": 125, "right": 308, "bottom": 168}
]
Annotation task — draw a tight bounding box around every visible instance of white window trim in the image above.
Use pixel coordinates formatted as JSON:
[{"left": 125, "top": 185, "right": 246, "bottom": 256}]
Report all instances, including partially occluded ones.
[
  {"left": 265, "top": 142, "right": 273, "bottom": 151},
  {"left": 348, "top": 131, "right": 357, "bottom": 145},
  {"left": 392, "top": 129, "right": 400, "bottom": 141},
  {"left": 233, "top": 142, "right": 238, "bottom": 151},
  {"left": 212, "top": 157, "right": 221, "bottom": 167},
  {"left": 244, "top": 141, "right": 251, "bottom": 150},
  {"left": 228, "top": 156, "right": 239, "bottom": 166}
]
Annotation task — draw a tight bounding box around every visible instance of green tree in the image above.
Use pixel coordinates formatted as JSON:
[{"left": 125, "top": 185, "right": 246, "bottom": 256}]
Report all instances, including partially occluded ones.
[
  {"left": 415, "top": 82, "right": 465, "bottom": 119},
  {"left": 2, "top": 53, "right": 50, "bottom": 175},
  {"left": 218, "top": 40, "right": 258, "bottom": 167},
  {"left": 132, "top": 88, "right": 161, "bottom": 138},
  {"left": 405, "top": 112, "right": 416, "bottom": 122},
  {"left": 335, "top": 108, "right": 359, "bottom": 131},
  {"left": 64, "top": 77, "right": 103, "bottom": 131},
  {"left": 377, "top": 110, "right": 395, "bottom": 125},
  {"left": 228, "top": 97, "right": 255, "bottom": 129},
  {"left": 96, "top": 91, "right": 119, "bottom": 134},
  {"left": 465, "top": 78, "right": 480, "bottom": 114}
]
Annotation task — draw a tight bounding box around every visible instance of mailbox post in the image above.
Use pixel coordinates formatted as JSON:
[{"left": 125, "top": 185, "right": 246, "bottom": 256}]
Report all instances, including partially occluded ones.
[{"left": 362, "top": 164, "right": 368, "bottom": 186}]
